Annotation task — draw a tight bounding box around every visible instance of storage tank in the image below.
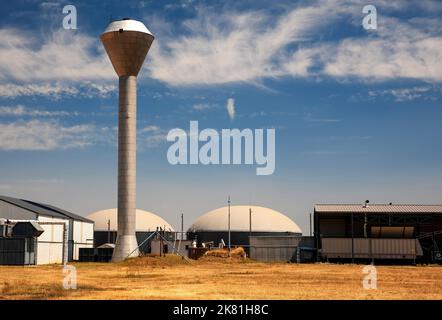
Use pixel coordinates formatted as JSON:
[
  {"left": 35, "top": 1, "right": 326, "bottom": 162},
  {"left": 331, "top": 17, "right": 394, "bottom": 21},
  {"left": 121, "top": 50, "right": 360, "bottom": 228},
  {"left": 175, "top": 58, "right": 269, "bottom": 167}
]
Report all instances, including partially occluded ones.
[
  {"left": 88, "top": 208, "right": 173, "bottom": 253},
  {"left": 187, "top": 205, "right": 302, "bottom": 250}
]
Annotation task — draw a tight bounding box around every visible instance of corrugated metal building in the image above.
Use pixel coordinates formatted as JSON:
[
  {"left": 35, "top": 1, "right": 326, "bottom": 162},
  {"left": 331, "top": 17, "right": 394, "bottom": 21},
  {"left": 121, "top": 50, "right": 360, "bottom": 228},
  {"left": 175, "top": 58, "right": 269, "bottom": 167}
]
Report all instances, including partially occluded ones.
[
  {"left": 0, "top": 221, "right": 44, "bottom": 265},
  {"left": 0, "top": 195, "right": 94, "bottom": 264},
  {"left": 249, "top": 236, "right": 316, "bottom": 262},
  {"left": 249, "top": 236, "right": 301, "bottom": 262},
  {"left": 314, "top": 203, "right": 442, "bottom": 263}
]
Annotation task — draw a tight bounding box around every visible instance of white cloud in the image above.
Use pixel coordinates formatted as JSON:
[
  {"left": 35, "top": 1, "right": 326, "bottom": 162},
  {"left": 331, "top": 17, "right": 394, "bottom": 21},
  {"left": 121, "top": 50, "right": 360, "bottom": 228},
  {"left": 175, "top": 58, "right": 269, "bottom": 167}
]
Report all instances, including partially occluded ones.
[
  {"left": 0, "top": 120, "right": 95, "bottom": 151},
  {"left": 0, "top": 105, "right": 76, "bottom": 117},
  {"left": 0, "top": 29, "right": 113, "bottom": 82},
  {"left": 0, "top": 28, "right": 116, "bottom": 99},
  {"left": 192, "top": 103, "right": 215, "bottom": 111},
  {"left": 322, "top": 29, "right": 442, "bottom": 82},
  {"left": 368, "top": 86, "right": 438, "bottom": 102},
  {"left": 146, "top": 0, "right": 442, "bottom": 85},
  {"left": 84, "top": 82, "right": 117, "bottom": 98},
  {"left": 0, "top": 83, "right": 78, "bottom": 98},
  {"left": 147, "top": 3, "right": 341, "bottom": 85},
  {"left": 0, "top": 0, "right": 440, "bottom": 94},
  {"left": 0, "top": 83, "right": 116, "bottom": 99},
  {"left": 0, "top": 120, "right": 168, "bottom": 151},
  {"left": 139, "top": 125, "right": 161, "bottom": 133},
  {"left": 226, "top": 98, "right": 235, "bottom": 120},
  {"left": 139, "top": 125, "right": 168, "bottom": 148}
]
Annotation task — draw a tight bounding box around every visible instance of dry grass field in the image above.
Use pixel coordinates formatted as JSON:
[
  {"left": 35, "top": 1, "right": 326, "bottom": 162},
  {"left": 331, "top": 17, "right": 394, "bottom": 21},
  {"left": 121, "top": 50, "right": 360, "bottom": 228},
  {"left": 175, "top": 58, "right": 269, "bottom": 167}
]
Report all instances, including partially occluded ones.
[{"left": 1, "top": 255, "right": 442, "bottom": 300}]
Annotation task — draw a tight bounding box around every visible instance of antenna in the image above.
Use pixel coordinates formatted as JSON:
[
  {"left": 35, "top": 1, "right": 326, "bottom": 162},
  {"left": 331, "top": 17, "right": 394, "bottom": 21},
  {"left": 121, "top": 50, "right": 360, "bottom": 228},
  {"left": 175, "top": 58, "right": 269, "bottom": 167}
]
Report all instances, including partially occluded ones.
[
  {"left": 249, "top": 207, "right": 252, "bottom": 239},
  {"left": 181, "top": 212, "right": 184, "bottom": 240},
  {"left": 107, "top": 218, "right": 111, "bottom": 243},
  {"left": 228, "top": 196, "right": 231, "bottom": 250}
]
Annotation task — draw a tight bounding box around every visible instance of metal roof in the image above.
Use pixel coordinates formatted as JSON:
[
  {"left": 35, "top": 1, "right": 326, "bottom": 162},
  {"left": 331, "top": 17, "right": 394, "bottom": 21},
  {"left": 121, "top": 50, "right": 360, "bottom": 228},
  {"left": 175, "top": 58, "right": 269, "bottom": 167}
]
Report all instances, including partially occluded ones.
[
  {"left": 314, "top": 204, "right": 442, "bottom": 214},
  {"left": 0, "top": 195, "right": 93, "bottom": 223},
  {"left": 103, "top": 19, "right": 153, "bottom": 36}
]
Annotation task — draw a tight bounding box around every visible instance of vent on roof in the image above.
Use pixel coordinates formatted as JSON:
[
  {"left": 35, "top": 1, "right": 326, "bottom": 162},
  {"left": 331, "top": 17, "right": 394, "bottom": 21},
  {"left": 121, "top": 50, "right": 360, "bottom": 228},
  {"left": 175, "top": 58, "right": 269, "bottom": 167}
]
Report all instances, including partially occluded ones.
[{"left": 363, "top": 200, "right": 369, "bottom": 208}]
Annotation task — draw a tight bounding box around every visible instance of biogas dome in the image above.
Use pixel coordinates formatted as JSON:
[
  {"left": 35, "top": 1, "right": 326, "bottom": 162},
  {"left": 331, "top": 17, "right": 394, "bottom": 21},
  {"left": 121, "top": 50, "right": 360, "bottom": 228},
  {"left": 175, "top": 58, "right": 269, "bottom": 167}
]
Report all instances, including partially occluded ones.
[{"left": 187, "top": 205, "right": 302, "bottom": 251}]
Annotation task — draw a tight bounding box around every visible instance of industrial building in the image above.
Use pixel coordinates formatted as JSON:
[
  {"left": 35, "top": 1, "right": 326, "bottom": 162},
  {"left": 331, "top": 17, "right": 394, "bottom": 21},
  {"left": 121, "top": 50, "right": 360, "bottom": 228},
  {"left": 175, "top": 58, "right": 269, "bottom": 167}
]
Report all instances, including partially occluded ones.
[
  {"left": 187, "top": 205, "right": 302, "bottom": 251},
  {"left": 314, "top": 203, "right": 442, "bottom": 263},
  {"left": 0, "top": 220, "right": 44, "bottom": 265},
  {"left": 249, "top": 236, "right": 315, "bottom": 263},
  {"left": 87, "top": 208, "right": 174, "bottom": 253},
  {"left": 0, "top": 195, "right": 94, "bottom": 264},
  {"left": 150, "top": 238, "right": 192, "bottom": 257}
]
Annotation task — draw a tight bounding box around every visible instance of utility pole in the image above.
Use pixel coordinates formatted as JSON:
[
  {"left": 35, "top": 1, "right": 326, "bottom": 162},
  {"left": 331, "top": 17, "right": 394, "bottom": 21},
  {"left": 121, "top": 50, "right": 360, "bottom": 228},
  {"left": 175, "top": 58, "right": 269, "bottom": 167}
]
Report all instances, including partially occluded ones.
[
  {"left": 228, "top": 196, "right": 231, "bottom": 250},
  {"left": 249, "top": 207, "right": 252, "bottom": 238},
  {"left": 249, "top": 207, "right": 252, "bottom": 253},
  {"left": 309, "top": 213, "right": 312, "bottom": 237},
  {"left": 107, "top": 219, "right": 111, "bottom": 243},
  {"left": 181, "top": 213, "right": 184, "bottom": 240}
]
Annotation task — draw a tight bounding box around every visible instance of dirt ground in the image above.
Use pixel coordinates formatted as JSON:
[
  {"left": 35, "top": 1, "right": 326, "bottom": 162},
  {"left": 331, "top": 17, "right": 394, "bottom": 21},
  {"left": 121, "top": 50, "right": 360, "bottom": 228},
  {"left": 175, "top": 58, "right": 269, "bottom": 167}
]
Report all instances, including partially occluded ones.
[{"left": 0, "top": 255, "right": 441, "bottom": 300}]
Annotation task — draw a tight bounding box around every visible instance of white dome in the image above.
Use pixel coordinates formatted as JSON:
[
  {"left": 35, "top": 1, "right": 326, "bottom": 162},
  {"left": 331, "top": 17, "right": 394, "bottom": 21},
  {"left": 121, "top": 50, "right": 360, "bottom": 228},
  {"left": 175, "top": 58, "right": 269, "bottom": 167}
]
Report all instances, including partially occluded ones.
[
  {"left": 87, "top": 208, "right": 173, "bottom": 232},
  {"left": 189, "top": 205, "right": 302, "bottom": 234},
  {"left": 103, "top": 19, "right": 153, "bottom": 35}
]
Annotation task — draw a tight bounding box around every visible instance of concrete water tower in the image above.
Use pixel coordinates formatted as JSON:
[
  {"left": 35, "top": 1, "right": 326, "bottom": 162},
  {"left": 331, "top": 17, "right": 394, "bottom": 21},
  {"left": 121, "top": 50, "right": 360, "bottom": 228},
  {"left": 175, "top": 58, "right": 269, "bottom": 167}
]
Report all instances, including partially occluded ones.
[{"left": 100, "top": 18, "right": 154, "bottom": 262}]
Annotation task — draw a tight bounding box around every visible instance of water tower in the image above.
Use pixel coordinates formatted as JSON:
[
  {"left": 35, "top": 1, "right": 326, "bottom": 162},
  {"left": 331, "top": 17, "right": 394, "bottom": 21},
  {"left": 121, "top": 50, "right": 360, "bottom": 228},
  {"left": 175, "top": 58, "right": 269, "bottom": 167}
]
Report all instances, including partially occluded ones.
[{"left": 100, "top": 18, "right": 154, "bottom": 262}]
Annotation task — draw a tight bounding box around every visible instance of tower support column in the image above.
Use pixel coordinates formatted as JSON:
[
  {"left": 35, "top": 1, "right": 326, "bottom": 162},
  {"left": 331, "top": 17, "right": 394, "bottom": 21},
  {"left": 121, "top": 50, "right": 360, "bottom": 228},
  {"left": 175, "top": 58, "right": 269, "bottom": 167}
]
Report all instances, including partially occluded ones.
[{"left": 112, "top": 75, "right": 138, "bottom": 262}]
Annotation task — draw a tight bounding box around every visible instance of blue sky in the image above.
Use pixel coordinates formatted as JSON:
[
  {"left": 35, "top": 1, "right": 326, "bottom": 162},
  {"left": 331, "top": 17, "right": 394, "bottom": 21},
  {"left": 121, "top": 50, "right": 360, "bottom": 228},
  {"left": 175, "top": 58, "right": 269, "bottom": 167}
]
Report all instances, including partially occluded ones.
[{"left": 0, "top": 0, "right": 442, "bottom": 233}]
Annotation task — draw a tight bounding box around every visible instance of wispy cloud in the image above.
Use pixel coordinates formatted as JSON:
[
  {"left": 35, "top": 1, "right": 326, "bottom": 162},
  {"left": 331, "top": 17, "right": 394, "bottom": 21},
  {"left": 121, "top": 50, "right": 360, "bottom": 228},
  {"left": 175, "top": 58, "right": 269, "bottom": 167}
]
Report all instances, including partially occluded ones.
[
  {"left": 305, "top": 117, "right": 341, "bottom": 123},
  {"left": 139, "top": 125, "right": 161, "bottom": 133},
  {"left": 147, "top": 0, "right": 442, "bottom": 85},
  {"left": 368, "top": 86, "right": 439, "bottom": 102},
  {"left": 0, "top": 83, "right": 78, "bottom": 99},
  {"left": 245, "top": 111, "right": 298, "bottom": 118},
  {"left": 0, "top": 105, "right": 77, "bottom": 117},
  {"left": 0, "top": 83, "right": 116, "bottom": 99},
  {"left": 147, "top": 2, "right": 342, "bottom": 85},
  {"left": 0, "top": 0, "right": 440, "bottom": 96},
  {"left": 226, "top": 98, "right": 235, "bottom": 120},
  {"left": 0, "top": 28, "right": 116, "bottom": 99},
  {"left": 0, "top": 120, "right": 96, "bottom": 151},
  {"left": 139, "top": 125, "right": 168, "bottom": 148},
  {"left": 0, "top": 120, "right": 171, "bottom": 151},
  {"left": 83, "top": 83, "right": 117, "bottom": 98},
  {"left": 0, "top": 29, "right": 113, "bottom": 83},
  {"left": 192, "top": 103, "right": 214, "bottom": 111}
]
